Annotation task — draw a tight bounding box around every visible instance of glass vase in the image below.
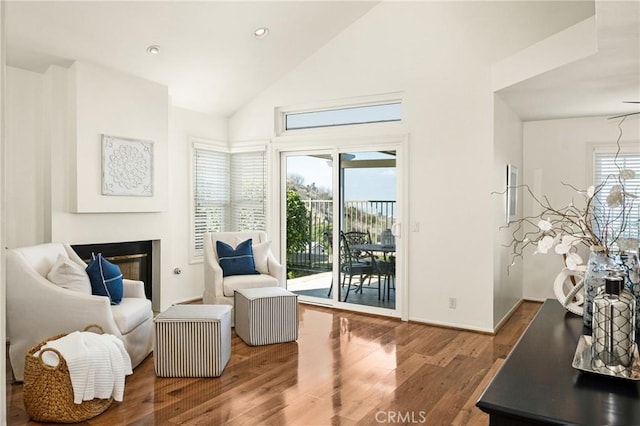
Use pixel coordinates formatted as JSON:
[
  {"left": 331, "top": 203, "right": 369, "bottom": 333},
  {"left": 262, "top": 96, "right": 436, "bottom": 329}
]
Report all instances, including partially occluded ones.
[
  {"left": 583, "top": 249, "right": 618, "bottom": 329},
  {"left": 592, "top": 275, "right": 636, "bottom": 372},
  {"left": 620, "top": 250, "right": 640, "bottom": 340}
]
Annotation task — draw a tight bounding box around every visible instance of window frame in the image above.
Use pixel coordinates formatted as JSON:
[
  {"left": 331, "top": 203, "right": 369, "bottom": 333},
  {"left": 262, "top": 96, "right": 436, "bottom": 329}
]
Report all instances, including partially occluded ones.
[
  {"left": 230, "top": 149, "right": 267, "bottom": 232},
  {"left": 275, "top": 92, "right": 404, "bottom": 137},
  {"left": 190, "top": 139, "right": 229, "bottom": 263},
  {"left": 591, "top": 142, "right": 640, "bottom": 243},
  {"left": 189, "top": 139, "right": 268, "bottom": 263}
]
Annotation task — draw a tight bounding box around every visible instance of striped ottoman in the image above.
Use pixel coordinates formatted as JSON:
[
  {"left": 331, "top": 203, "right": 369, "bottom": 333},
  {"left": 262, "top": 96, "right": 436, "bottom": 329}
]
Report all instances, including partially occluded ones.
[
  {"left": 234, "top": 287, "right": 298, "bottom": 346},
  {"left": 154, "top": 304, "right": 231, "bottom": 377}
]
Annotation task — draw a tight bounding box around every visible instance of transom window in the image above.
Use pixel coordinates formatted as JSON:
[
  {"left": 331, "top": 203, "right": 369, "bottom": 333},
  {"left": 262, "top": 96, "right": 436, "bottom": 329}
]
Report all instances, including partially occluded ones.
[{"left": 285, "top": 102, "right": 401, "bottom": 131}]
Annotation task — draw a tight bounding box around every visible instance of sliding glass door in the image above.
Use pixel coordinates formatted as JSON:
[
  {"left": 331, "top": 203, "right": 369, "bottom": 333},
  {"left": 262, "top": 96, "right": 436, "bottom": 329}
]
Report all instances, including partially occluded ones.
[
  {"left": 284, "top": 153, "right": 334, "bottom": 301},
  {"left": 282, "top": 146, "right": 401, "bottom": 316},
  {"left": 338, "top": 151, "right": 396, "bottom": 309}
]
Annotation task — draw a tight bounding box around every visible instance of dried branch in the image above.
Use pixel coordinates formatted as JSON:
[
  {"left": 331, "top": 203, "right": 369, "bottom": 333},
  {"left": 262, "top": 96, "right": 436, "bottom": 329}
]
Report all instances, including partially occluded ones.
[{"left": 499, "top": 116, "right": 638, "bottom": 270}]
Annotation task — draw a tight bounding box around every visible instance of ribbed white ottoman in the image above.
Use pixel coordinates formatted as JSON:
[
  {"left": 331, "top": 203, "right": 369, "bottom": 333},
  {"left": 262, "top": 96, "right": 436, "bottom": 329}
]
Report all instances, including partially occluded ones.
[
  {"left": 235, "top": 287, "right": 299, "bottom": 346},
  {"left": 154, "top": 304, "right": 231, "bottom": 377}
]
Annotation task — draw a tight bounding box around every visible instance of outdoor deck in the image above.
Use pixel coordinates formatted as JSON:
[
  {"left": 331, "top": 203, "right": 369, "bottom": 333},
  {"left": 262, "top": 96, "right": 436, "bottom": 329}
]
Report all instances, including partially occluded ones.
[
  {"left": 288, "top": 271, "right": 395, "bottom": 309},
  {"left": 286, "top": 198, "right": 396, "bottom": 310}
]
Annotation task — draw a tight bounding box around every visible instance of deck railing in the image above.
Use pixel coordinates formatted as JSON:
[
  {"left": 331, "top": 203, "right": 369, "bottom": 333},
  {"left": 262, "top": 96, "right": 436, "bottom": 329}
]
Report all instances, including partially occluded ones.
[{"left": 288, "top": 199, "right": 396, "bottom": 272}]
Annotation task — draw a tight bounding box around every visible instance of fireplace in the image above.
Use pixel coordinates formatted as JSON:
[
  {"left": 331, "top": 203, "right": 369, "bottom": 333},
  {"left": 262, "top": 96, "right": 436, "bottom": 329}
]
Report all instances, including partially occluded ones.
[{"left": 71, "top": 240, "right": 153, "bottom": 301}]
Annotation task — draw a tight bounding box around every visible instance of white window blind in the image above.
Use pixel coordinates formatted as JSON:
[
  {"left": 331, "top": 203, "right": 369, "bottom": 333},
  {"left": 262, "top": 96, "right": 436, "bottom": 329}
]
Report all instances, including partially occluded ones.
[
  {"left": 193, "top": 145, "right": 267, "bottom": 257},
  {"left": 594, "top": 151, "right": 640, "bottom": 241},
  {"left": 193, "top": 148, "right": 230, "bottom": 253},
  {"left": 231, "top": 151, "right": 266, "bottom": 231}
]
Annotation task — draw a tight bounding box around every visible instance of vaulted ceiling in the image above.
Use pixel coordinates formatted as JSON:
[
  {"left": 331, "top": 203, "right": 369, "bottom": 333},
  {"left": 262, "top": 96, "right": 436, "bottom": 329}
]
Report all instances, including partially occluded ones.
[
  {"left": 5, "top": 1, "right": 639, "bottom": 120},
  {"left": 496, "top": 0, "right": 640, "bottom": 121},
  {"left": 6, "top": 1, "right": 379, "bottom": 117}
]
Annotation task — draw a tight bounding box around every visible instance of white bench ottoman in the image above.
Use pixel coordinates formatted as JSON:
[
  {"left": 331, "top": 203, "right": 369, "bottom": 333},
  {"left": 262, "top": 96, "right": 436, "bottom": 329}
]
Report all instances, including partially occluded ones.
[
  {"left": 153, "top": 304, "right": 231, "bottom": 377},
  {"left": 234, "top": 287, "right": 299, "bottom": 346}
]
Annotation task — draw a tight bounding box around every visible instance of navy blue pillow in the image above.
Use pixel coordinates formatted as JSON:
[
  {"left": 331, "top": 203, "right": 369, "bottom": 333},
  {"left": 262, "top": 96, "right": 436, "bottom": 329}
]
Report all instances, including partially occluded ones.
[
  {"left": 86, "top": 253, "right": 124, "bottom": 305},
  {"left": 216, "top": 239, "right": 259, "bottom": 277}
]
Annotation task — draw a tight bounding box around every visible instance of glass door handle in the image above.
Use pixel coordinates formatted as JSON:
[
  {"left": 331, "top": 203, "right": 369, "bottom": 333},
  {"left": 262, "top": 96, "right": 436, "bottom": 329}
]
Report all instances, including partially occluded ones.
[{"left": 391, "top": 223, "right": 401, "bottom": 238}]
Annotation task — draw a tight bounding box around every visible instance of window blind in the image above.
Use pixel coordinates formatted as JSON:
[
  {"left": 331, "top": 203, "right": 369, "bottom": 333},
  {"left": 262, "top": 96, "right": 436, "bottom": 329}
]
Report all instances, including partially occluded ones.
[
  {"left": 231, "top": 151, "right": 266, "bottom": 231},
  {"left": 594, "top": 151, "right": 640, "bottom": 241},
  {"left": 193, "top": 148, "right": 230, "bottom": 253},
  {"left": 192, "top": 146, "right": 267, "bottom": 256}
]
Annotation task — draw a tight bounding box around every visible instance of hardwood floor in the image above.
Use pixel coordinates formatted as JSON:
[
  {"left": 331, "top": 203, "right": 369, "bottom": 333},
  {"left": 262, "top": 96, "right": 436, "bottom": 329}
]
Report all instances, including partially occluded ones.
[{"left": 6, "top": 301, "right": 541, "bottom": 425}]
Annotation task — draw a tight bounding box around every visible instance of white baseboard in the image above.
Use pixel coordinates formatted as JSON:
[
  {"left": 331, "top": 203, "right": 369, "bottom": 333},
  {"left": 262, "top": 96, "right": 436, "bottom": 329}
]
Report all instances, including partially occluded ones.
[{"left": 408, "top": 316, "right": 494, "bottom": 334}]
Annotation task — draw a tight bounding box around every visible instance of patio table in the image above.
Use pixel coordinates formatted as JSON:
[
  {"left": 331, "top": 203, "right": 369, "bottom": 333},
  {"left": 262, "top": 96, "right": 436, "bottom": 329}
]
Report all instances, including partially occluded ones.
[{"left": 350, "top": 243, "right": 395, "bottom": 301}]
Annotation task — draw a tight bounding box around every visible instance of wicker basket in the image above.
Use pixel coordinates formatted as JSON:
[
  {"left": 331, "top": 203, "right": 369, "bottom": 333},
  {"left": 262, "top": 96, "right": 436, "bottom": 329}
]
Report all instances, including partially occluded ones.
[{"left": 23, "top": 324, "right": 114, "bottom": 423}]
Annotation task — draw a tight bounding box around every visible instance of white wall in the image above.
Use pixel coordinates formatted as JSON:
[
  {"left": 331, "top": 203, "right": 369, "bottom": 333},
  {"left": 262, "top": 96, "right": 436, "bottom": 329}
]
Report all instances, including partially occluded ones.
[
  {"left": 5, "top": 67, "right": 45, "bottom": 248},
  {"left": 5, "top": 63, "right": 227, "bottom": 312},
  {"left": 522, "top": 116, "right": 640, "bottom": 300},
  {"left": 1, "top": 0, "right": 7, "bottom": 419},
  {"left": 169, "top": 106, "right": 228, "bottom": 303},
  {"left": 71, "top": 62, "right": 169, "bottom": 213},
  {"left": 46, "top": 63, "right": 171, "bottom": 311},
  {"left": 493, "top": 94, "right": 524, "bottom": 326},
  {"left": 230, "top": 2, "right": 565, "bottom": 331}
]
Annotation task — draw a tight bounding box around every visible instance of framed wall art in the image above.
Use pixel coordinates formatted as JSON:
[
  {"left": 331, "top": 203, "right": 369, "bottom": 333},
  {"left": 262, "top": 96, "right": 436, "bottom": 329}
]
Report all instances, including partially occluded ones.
[
  {"left": 102, "top": 135, "right": 154, "bottom": 196},
  {"left": 506, "top": 164, "right": 518, "bottom": 223}
]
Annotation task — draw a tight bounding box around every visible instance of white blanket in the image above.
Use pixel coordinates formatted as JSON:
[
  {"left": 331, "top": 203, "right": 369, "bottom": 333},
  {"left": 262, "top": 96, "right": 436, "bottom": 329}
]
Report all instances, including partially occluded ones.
[{"left": 37, "top": 331, "right": 132, "bottom": 404}]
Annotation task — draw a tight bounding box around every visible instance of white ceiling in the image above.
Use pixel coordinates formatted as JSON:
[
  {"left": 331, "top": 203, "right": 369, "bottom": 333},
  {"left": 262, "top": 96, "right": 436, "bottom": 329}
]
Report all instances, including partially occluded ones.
[
  {"left": 497, "top": 0, "right": 640, "bottom": 121},
  {"left": 6, "top": 1, "right": 379, "bottom": 117},
  {"left": 5, "top": 1, "right": 639, "bottom": 121}
]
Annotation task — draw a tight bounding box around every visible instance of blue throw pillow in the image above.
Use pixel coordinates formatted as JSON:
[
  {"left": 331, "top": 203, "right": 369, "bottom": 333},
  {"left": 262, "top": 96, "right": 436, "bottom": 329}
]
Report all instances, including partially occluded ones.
[
  {"left": 216, "top": 238, "right": 259, "bottom": 277},
  {"left": 86, "top": 253, "right": 124, "bottom": 305}
]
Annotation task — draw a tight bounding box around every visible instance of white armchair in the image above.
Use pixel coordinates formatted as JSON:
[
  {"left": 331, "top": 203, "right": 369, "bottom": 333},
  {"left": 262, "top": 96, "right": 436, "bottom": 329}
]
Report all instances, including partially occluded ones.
[
  {"left": 6, "top": 243, "right": 154, "bottom": 382},
  {"left": 203, "top": 231, "right": 284, "bottom": 320}
]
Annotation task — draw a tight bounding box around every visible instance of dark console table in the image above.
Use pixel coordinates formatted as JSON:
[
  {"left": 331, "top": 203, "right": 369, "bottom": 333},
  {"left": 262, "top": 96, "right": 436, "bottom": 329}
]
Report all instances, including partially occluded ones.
[{"left": 477, "top": 299, "right": 640, "bottom": 425}]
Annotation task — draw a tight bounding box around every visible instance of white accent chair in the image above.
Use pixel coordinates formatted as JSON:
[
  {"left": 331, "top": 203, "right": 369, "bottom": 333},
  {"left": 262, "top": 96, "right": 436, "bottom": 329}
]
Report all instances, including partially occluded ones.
[
  {"left": 6, "top": 243, "right": 154, "bottom": 382},
  {"left": 203, "top": 231, "right": 285, "bottom": 323}
]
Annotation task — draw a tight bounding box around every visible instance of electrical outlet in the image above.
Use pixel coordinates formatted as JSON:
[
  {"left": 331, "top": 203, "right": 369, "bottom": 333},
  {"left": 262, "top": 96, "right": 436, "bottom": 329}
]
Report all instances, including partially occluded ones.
[
  {"left": 412, "top": 221, "right": 420, "bottom": 232},
  {"left": 449, "top": 297, "right": 457, "bottom": 309}
]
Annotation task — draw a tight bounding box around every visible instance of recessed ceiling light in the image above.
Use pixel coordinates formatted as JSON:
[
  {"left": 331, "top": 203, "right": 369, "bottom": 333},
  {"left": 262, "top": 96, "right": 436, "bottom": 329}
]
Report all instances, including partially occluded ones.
[
  {"left": 253, "top": 27, "right": 269, "bottom": 39},
  {"left": 146, "top": 45, "right": 160, "bottom": 55}
]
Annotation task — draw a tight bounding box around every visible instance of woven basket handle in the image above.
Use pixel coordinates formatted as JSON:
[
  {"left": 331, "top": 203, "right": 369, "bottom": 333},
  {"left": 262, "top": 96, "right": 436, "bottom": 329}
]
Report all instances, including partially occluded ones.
[
  {"left": 37, "top": 347, "right": 65, "bottom": 371},
  {"left": 83, "top": 324, "right": 105, "bottom": 334},
  {"left": 34, "top": 325, "right": 103, "bottom": 370}
]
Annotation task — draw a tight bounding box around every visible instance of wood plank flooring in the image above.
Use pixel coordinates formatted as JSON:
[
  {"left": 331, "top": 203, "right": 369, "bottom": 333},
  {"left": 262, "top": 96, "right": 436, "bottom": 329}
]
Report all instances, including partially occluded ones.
[{"left": 6, "top": 301, "right": 541, "bottom": 425}]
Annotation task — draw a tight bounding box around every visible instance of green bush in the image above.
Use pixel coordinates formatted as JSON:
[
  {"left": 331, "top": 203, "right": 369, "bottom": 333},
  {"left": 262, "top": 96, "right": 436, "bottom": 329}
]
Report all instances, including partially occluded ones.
[{"left": 286, "top": 189, "right": 310, "bottom": 258}]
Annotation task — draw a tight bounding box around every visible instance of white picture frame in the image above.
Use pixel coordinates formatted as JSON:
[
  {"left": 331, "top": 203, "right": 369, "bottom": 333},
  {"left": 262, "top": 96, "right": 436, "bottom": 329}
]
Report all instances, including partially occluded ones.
[
  {"left": 102, "top": 135, "right": 154, "bottom": 196},
  {"left": 507, "top": 164, "right": 518, "bottom": 223}
]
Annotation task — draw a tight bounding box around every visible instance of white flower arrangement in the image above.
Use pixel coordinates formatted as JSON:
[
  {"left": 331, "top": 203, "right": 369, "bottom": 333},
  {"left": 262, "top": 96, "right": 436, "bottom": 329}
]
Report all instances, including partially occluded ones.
[{"left": 504, "top": 117, "right": 639, "bottom": 272}]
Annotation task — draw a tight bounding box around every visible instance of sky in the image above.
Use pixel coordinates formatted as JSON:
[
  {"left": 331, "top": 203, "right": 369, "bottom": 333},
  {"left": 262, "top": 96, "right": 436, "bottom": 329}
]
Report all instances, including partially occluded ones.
[
  {"left": 285, "top": 104, "right": 400, "bottom": 202},
  {"left": 286, "top": 153, "right": 396, "bottom": 201},
  {"left": 286, "top": 102, "right": 401, "bottom": 130}
]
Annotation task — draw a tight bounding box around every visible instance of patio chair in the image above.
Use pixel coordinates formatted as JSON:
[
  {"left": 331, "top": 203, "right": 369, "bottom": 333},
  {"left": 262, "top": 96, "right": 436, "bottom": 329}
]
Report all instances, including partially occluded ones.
[
  {"left": 376, "top": 256, "right": 396, "bottom": 302},
  {"left": 339, "top": 231, "right": 376, "bottom": 302},
  {"left": 342, "top": 230, "right": 373, "bottom": 262}
]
